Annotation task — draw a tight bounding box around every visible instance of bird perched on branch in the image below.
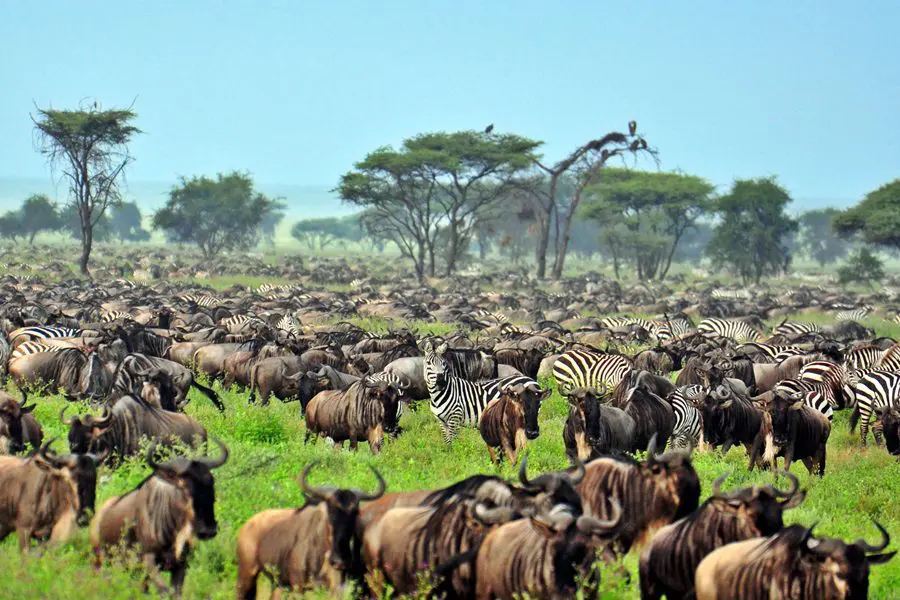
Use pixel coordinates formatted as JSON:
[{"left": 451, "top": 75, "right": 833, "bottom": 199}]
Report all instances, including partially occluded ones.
[
  {"left": 484, "top": 123, "right": 494, "bottom": 134},
  {"left": 628, "top": 120, "right": 637, "bottom": 135}
]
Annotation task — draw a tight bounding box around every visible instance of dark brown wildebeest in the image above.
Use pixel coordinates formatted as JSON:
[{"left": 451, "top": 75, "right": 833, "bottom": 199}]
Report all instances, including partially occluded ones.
[
  {"left": 474, "top": 500, "right": 622, "bottom": 600},
  {"left": 90, "top": 438, "right": 229, "bottom": 597},
  {"left": 304, "top": 378, "right": 403, "bottom": 455},
  {"left": 693, "top": 522, "right": 895, "bottom": 600},
  {"left": 247, "top": 356, "right": 309, "bottom": 405},
  {"left": 639, "top": 471, "right": 805, "bottom": 600},
  {"left": 478, "top": 382, "right": 549, "bottom": 464},
  {"left": 64, "top": 394, "right": 207, "bottom": 462},
  {"left": 876, "top": 405, "right": 900, "bottom": 457},
  {"left": 577, "top": 437, "right": 700, "bottom": 552},
  {"left": 755, "top": 389, "right": 831, "bottom": 476},
  {"left": 562, "top": 388, "right": 635, "bottom": 461},
  {"left": 0, "top": 390, "right": 42, "bottom": 454},
  {"left": 0, "top": 440, "right": 102, "bottom": 549},
  {"left": 494, "top": 346, "right": 546, "bottom": 379},
  {"left": 235, "top": 462, "right": 386, "bottom": 598}
]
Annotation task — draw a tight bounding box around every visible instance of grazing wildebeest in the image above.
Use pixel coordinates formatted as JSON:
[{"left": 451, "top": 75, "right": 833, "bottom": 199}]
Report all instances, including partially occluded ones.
[
  {"left": 876, "top": 405, "right": 900, "bottom": 456},
  {"left": 693, "top": 522, "right": 895, "bottom": 600},
  {"left": 479, "top": 382, "right": 549, "bottom": 464},
  {"left": 111, "top": 352, "right": 225, "bottom": 412},
  {"left": 562, "top": 388, "right": 635, "bottom": 460},
  {"left": 64, "top": 395, "right": 207, "bottom": 461},
  {"left": 0, "top": 440, "right": 102, "bottom": 549},
  {"left": 90, "top": 439, "right": 229, "bottom": 597},
  {"left": 0, "top": 390, "right": 42, "bottom": 454},
  {"left": 474, "top": 500, "right": 623, "bottom": 600},
  {"left": 9, "top": 348, "right": 108, "bottom": 402},
  {"left": 247, "top": 356, "right": 309, "bottom": 405},
  {"left": 304, "top": 378, "right": 403, "bottom": 454},
  {"left": 701, "top": 384, "right": 767, "bottom": 469},
  {"left": 639, "top": 471, "right": 805, "bottom": 600},
  {"left": 577, "top": 437, "right": 700, "bottom": 552},
  {"left": 756, "top": 389, "right": 831, "bottom": 476},
  {"left": 236, "top": 462, "right": 386, "bottom": 598}
]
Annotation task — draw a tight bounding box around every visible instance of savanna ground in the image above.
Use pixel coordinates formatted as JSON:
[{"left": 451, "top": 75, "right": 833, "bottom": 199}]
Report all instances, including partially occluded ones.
[{"left": 2, "top": 256, "right": 900, "bottom": 598}]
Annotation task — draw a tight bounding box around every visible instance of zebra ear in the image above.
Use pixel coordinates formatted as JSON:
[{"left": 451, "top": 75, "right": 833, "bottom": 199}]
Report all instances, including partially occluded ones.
[{"left": 436, "top": 343, "right": 448, "bottom": 355}]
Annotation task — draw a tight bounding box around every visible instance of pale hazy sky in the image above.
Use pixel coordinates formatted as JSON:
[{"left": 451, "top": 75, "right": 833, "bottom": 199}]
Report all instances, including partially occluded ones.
[{"left": 2, "top": 1, "right": 898, "bottom": 206}]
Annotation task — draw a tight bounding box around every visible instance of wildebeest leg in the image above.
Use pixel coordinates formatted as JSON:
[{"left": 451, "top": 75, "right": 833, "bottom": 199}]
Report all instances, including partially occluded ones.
[
  {"left": 721, "top": 440, "right": 734, "bottom": 456},
  {"left": 170, "top": 561, "right": 188, "bottom": 598},
  {"left": 350, "top": 439, "right": 358, "bottom": 451},
  {"left": 142, "top": 553, "right": 172, "bottom": 595},
  {"left": 487, "top": 446, "right": 499, "bottom": 465},
  {"left": 16, "top": 526, "right": 32, "bottom": 551},
  {"left": 817, "top": 445, "right": 827, "bottom": 477},
  {"left": 782, "top": 446, "right": 794, "bottom": 474}
]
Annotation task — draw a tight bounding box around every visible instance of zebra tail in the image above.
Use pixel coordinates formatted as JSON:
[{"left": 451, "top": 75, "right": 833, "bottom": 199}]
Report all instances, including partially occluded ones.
[
  {"left": 849, "top": 406, "right": 861, "bottom": 433},
  {"left": 191, "top": 378, "right": 225, "bottom": 412}
]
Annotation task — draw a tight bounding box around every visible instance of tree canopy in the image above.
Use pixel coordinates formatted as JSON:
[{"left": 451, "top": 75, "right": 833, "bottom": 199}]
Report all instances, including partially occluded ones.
[
  {"left": 581, "top": 168, "right": 714, "bottom": 279},
  {"left": 0, "top": 194, "right": 62, "bottom": 244},
  {"left": 153, "top": 171, "right": 281, "bottom": 258},
  {"left": 705, "top": 177, "right": 798, "bottom": 283},
  {"left": 290, "top": 215, "right": 364, "bottom": 250},
  {"left": 798, "top": 208, "right": 849, "bottom": 266},
  {"left": 107, "top": 202, "right": 151, "bottom": 242},
  {"left": 833, "top": 179, "right": 900, "bottom": 251},
  {"left": 32, "top": 103, "right": 140, "bottom": 275}
]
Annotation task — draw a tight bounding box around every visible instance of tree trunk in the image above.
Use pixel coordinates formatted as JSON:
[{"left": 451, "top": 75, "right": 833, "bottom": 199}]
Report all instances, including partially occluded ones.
[
  {"left": 29, "top": 231, "right": 36, "bottom": 245},
  {"left": 551, "top": 194, "right": 584, "bottom": 279},
  {"left": 445, "top": 218, "right": 459, "bottom": 277},
  {"left": 79, "top": 223, "right": 93, "bottom": 276}
]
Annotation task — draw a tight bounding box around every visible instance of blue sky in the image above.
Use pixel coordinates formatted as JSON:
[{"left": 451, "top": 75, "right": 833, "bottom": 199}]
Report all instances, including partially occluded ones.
[{"left": 1, "top": 1, "right": 897, "bottom": 208}]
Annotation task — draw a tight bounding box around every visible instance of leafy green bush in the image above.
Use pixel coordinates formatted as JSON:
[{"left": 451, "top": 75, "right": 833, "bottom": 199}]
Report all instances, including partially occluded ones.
[{"left": 837, "top": 248, "right": 885, "bottom": 287}]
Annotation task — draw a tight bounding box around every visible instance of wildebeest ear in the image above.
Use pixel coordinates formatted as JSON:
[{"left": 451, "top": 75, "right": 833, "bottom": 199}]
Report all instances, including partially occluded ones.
[
  {"left": 867, "top": 551, "right": 898, "bottom": 564},
  {"left": 538, "top": 388, "right": 551, "bottom": 400},
  {"left": 528, "top": 515, "right": 558, "bottom": 538}
]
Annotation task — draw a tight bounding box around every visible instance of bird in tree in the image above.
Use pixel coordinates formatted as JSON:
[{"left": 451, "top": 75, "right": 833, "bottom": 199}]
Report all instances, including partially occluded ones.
[
  {"left": 484, "top": 123, "right": 494, "bottom": 134},
  {"left": 629, "top": 120, "right": 638, "bottom": 135}
]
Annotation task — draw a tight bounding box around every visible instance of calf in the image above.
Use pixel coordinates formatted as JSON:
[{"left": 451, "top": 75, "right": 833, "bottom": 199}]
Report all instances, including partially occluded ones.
[
  {"left": 90, "top": 439, "right": 228, "bottom": 597},
  {"left": 236, "top": 462, "right": 385, "bottom": 598},
  {"left": 562, "top": 388, "right": 635, "bottom": 460},
  {"left": 0, "top": 440, "right": 102, "bottom": 549},
  {"left": 479, "top": 382, "right": 549, "bottom": 464},
  {"left": 639, "top": 471, "right": 805, "bottom": 600}
]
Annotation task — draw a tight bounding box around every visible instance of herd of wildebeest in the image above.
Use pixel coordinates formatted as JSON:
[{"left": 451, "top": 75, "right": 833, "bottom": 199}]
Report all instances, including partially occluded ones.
[{"left": 1, "top": 262, "right": 900, "bottom": 599}]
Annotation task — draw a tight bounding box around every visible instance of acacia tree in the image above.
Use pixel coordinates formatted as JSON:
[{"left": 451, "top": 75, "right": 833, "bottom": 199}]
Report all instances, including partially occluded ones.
[
  {"left": 833, "top": 179, "right": 900, "bottom": 253},
  {"left": 32, "top": 102, "right": 140, "bottom": 275},
  {"left": 153, "top": 171, "right": 281, "bottom": 258},
  {"left": 337, "top": 146, "right": 442, "bottom": 281},
  {"left": 107, "top": 201, "right": 151, "bottom": 242},
  {"left": 515, "top": 122, "right": 656, "bottom": 279},
  {"left": 290, "top": 215, "right": 363, "bottom": 250},
  {"left": 706, "top": 177, "right": 798, "bottom": 283},
  {"left": 1, "top": 194, "right": 62, "bottom": 244},
  {"left": 798, "top": 208, "right": 849, "bottom": 266},
  {"left": 581, "top": 169, "right": 714, "bottom": 279}
]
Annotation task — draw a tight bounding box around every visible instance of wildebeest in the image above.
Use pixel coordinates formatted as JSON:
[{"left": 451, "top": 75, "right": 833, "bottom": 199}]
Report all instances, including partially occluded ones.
[
  {"left": 0, "top": 440, "right": 102, "bottom": 549},
  {"left": 756, "top": 389, "right": 831, "bottom": 476},
  {"left": 577, "top": 438, "right": 700, "bottom": 551},
  {"left": 693, "top": 522, "right": 895, "bottom": 599},
  {"left": 701, "top": 384, "right": 767, "bottom": 468},
  {"left": 304, "top": 377, "right": 403, "bottom": 454},
  {"left": 876, "top": 405, "right": 900, "bottom": 456},
  {"left": 110, "top": 352, "right": 225, "bottom": 412},
  {"left": 479, "top": 382, "right": 549, "bottom": 464},
  {"left": 90, "top": 439, "right": 229, "bottom": 597},
  {"left": 0, "top": 390, "right": 43, "bottom": 454},
  {"left": 494, "top": 346, "right": 545, "bottom": 379},
  {"left": 639, "top": 471, "right": 805, "bottom": 600},
  {"left": 562, "top": 388, "right": 635, "bottom": 460},
  {"left": 236, "top": 462, "right": 386, "bottom": 598},
  {"left": 9, "top": 348, "right": 108, "bottom": 402},
  {"left": 65, "top": 394, "right": 207, "bottom": 461},
  {"left": 474, "top": 500, "right": 623, "bottom": 600},
  {"left": 247, "top": 356, "right": 309, "bottom": 405}
]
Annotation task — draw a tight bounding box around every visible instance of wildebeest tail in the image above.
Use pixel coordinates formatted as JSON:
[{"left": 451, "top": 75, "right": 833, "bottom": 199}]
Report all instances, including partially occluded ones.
[
  {"left": 849, "top": 405, "right": 860, "bottom": 433},
  {"left": 191, "top": 378, "right": 225, "bottom": 412}
]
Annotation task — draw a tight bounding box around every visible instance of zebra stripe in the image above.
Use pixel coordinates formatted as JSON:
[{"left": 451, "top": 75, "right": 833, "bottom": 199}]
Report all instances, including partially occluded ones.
[
  {"left": 697, "top": 318, "right": 762, "bottom": 342},
  {"left": 848, "top": 370, "right": 900, "bottom": 445},
  {"left": 711, "top": 289, "right": 752, "bottom": 300},
  {"left": 178, "top": 294, "right": 220, "bottom": 307},
  {"left": 15, "top": 326, "right": 81, "bottom": 341},
  {"left": 275, "top": 314, "right": 303, "bottom": 336},
  {"left": 874, "top": 344, "right": 900, "bottom": 372},
  {"left": 846, "top": 345, "right": 887, "bottom": 371},
  {"left": 599, "top": 317, "right": 673, "bottom": 341},
  {"left": 835, "top": 306, "right": 874, "bottom": 321},
  {"left": 552, "top": 350, "right": 633, "bottom": 394},
  {"left": 773, "top": 379, "right": 835, "bottom": 420},
  {"left": 100, "top": 310, "right": 133, "bottom": 323},
  {"left": 799, "top": 360, "right": 852, "bottom": 409},
  {"left": 772, "top": 320, "right": 821, "bottom": 337},
  {"left": 424, "top": 344, "right": 540, "bottom": 443},
  {"left": 10, "top": 341, "right": 62, "bottom": 360},
  {"left": 667, "top": 386, "right": 704, "bottom": 450}
]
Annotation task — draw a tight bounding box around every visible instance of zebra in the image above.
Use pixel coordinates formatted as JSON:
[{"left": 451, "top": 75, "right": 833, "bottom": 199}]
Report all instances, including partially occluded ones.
[
  {"left": 178, "top": 294, "right": 220, "bottom": 308},
  {"left": 423, "top": 341, "right": 541, "bottom": 443},
  {"left": 738, "top": 342, "right": 803, "bottom": 363},
  {"left": 11, "top": 326, "right": 82, "bottom": 346},
  {"left": 552, "top": 349, "right": 633, "bottom": 395},
  {"left": 100, "top": 310, "right": 133, "bottom": 323},
  {"left": 772, "top": 320, "right": 821, "bottom": 337},
  {"left": 835, "top": 306, "right": 874, "bottom": 321},
  {"left": 847, "top": 370, "right": 900, "bottom": 445},
  {"left": 799, "top": 360, "right": 853, "bottom": 409},
  {"left": 875, "top": 344, "right": 900, "bottom": 372},
  {"left": 697, "top": 318, "right": 763, "bottom": 342},
  {"left": 773, "top": 379, "right": 835, "bottom": 421},
  {"left": 10, "top": 341, "right": 63, "bottom": 360},
  {"left": 846, "top": 345, "right": 888, "bottom": 371},
  {"left": 666, "top": 385, "right": 704, "bottom": 450},
  {"left": 275, "top": 314, "right": 303, "bottom": 337},
  {"left": 711, "top": 288, "right": 752, "bottom": 300},
  {"left": 219, "top": 314, "right": 267, "bottom": 334},
  {"left": 599, "top": 316, "right": 670, "bottom": 341}
]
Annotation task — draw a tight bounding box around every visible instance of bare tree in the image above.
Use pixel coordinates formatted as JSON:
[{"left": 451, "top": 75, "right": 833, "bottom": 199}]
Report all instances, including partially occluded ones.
[{"left": 32, "top": 100, "right": 140, "bottom": 276}]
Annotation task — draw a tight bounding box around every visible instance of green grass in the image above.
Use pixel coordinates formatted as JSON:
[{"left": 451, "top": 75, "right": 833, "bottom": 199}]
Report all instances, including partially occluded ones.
[{"left": 3, "top": 370, "right": 900, "bottom": 598}]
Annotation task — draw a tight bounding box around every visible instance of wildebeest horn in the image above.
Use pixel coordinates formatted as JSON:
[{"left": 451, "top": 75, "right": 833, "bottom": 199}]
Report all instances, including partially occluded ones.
[
  {"left": 855, "top": 520, "right": 891, "bottom": 554},
  {"left": 354, "top": 466, "right": 387, "bottom": 501},
  {"left": 198, "top": 437, "right": 229, "bottom": 469},
  {"left": 766, "top": 470, "right": 799, "bottom": 498},
  {"left": 19, "top": 389, "right": 27, "bottom": 406},
  {"left": 93, "top": 407, "right": 113, "bottom": 427},
  {"left": 146, "top": 439, "right": 161, "bottom": 471},
  {"left": 714, "top": 385, "right": 731, "bottom": 400},
  {"left": 299, "top": 461, "right": 336, "bottom": 502},
  {"left": 38, "top": 438, "right": 57, "bottom": 459},
  {"left": 567, "top": 456, "right": 585, "bottom": 485},
  {"left": 646, "top": 433, "right": 659, "bottom": 459},
  {"left": 711, "top": 472, "right": 731, "bottom": 497},
  {"left": 59, "top": 406, "right": 74, "bottom": 426},
  {"left": 576, "top": 498, "right": 622, "bottom": 535},
  {"left": 474, "top": 503, "right": 516, "bottom": 525}
]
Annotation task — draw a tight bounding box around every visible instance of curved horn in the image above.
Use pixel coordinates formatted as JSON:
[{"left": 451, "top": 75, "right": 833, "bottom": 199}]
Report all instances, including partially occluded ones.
[
  {"left": 60, "top": 406, "right": 74, "bottom": 426},
  {"left": 855, "top": 520, "right": 891, "bottom": 554},
  {"left": 714, "top": 385, "right": 731, "bottom": 400},
  {"left": 473, "top": 503, "right": 516, "bottom": 525},
  {"left": 146, "top": 439, "right": 161, "bottom": 470},
  {"left": 576, "top": 498, "right": 623, "bottom": 535},
  {"left": 711, "top": 472, "right": 731, "bottom": 497},
  {"left": 38, "top": 438, "right": 56, "bottom": 459},
  {"left": 198, "top": 437, "right": 229, "bottom": 469},
  {"left": 354, "top": 467, "right": 387, "bottom": 501},
  {"left": 93, "top": 407, "right": 114, "bottom": 427},
  {"left": 299, "top": 461, "right": 333, "bottom": 502},
  {"left": 768, "top": 470, "right": 799, "bottom": 499},
  {"left": 518, "top": 452, "right": 534, "bottom": 488},
  {"left": 567, "top": 456, "right": 586, "bottom": 485},
  {"left": 19, "top": 389, "right": 27, "bottom": 406}
]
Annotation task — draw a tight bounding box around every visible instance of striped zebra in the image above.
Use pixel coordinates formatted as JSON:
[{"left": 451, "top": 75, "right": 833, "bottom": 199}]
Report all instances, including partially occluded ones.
[
  {"left": 100, "top": 310, "right": 133, "bottom": 323},
  {"left": 711, "top": 288, "right": 752, "bottom": 300},
  {"left": 423, "top": 341, "right": 540, "bottom": 443},
  {"left": 666, "top": 385, "right": 704, "bottom": 450},
  {"left": 773, "top": 379, "right": 835, "bottom": 421},
  {"left": 835, "top": 306, "right": 874, "bottom": 321},
  {"left": 846, "top": 345, "right": 888, "bottom": 371},
  {"left": 893, "top": 314, "right": 900, "bottom": 324},
  {"left": 772, "top": 320, "right": 821, "bottom": 337},
  {"left": 697, "top": 318, "right": 762, "bottom": 342},
  {"left": 10, "top": 341, "right": 63, "bottom": 360},
  {"left": 552, "top": 349, "right": 633, "bottom": 394},
  {"left": 10, "top": 326, "right": 81, "bottom": 347},
  {"left": 219, "top": 314, "right": 266, "bottom": 334},
  {"left": 875, "top": 344, "right": 900, "bottom": 372},
  {"left": 599, "top": 316, "right": 670, "bottom": 341},
  {"left": 275, "top": 314, "right": 302, "bottom": 337},
  {"left": 178, "top": 294, "right": 220, "bottom": 308},
  {"left": 847, "top": 370, "right": 900, "bottom": 445},
  {"left": 799, "top": 360, "right": 853, "bottom": 409},
  {"left": 771, "top": 347, "right": 809, "bottom": 364},
  {"left": 471, "top": 308, "right": 508, "bottom": 325},
  {"left": 738, "top": 342, "right": 803, "bottom": 363},
  {"left": 664, "top": 316, "right": 695, "bottom": 339}
]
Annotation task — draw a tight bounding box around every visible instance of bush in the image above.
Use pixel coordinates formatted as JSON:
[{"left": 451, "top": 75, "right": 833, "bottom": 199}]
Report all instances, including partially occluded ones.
[{"left": 837, "top": 248, "right": 885, "bottom": 287}]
